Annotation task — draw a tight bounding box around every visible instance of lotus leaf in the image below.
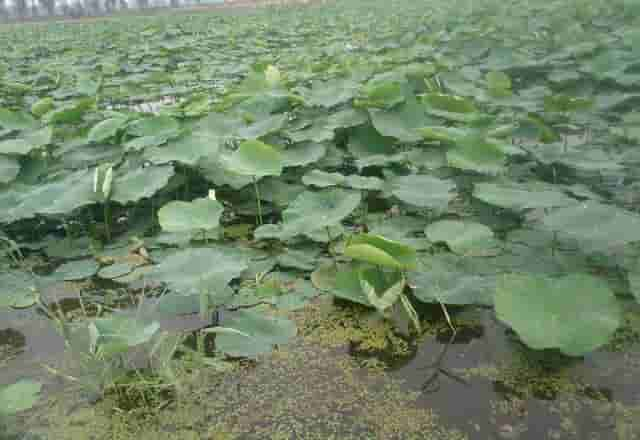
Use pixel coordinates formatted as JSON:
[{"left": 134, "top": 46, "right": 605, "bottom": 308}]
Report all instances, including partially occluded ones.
[
  {"left": 51, "top": 259, "right": 100, "bottom": 281},
  {"left": 446, "top": 135, "right": 506, "bottom": 175},
  {"left": 495, "top": 273, "right": 620, "bottom": 356},
  {"left": 369, "top": 95, "right": 432, "bottom": 143},
  {"left": 279, "top": 141, "right": 327, "bottom": 168},
  {"left": 237, "top": 113, "right": 287, "bottom": 140},
  {"left": 89, "top": 314, "right": 160, "bottom": 358},
  {"left": 158, "top": 197, "right": 224, "bottom": 233},
  {"left": 148, "top": 247, "right": 248, "bottom": 295},
  {"left": 88, "top": 117, "right": 128, "bottom": 143},
  {"left": 226, "top": 140, "right": 284, "bottom": 178},
  {"left": 0, "top": 380, "right": 42, "bottom": 415},
  {"left": 387, "top": 174, "right": 456, "bottom": 211},
  {"left": 0, "top": 109, "right": 38, "bottom": 131},
  {"left": 127, "top": 115, "right": 180, "bottom": 138},
  {"left": 425, "top": 220, "right": 496, "bottom": 255},
  {"left": 345, "top": 234, "right": 417, "bottom": 269},
  {"left": 0, "top": 156, "right": 20, "bottom": 184},
  {"left": 212, "top": 309, "right": 297, "bottom": 358},
  {"left": 0, "top": 271, "right": 39, "bottom": 309},
  {"left": 110, "top": 165, "right": 175, "bottom": 204},
  {"left": 301, "top": 78, "right": 359, "bottom": 108},
  {"left": 473, "top": 182, "right": 577, "bottom": 211}
]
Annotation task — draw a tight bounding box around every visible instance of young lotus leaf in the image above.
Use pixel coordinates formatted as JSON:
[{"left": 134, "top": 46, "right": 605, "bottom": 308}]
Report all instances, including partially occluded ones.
[
  {"left": 423, "top": 93, "right": 478, "bottom": 113},
  {"left": 345, "top": 234, "right": 417, "bottom": 269},
  {"left": 425, "top": 220, "right": 497, "bottom": 255},
  {"left": 211, "top": 309, "right": 297, "bottom": 358},
  {"left": 539, "top": 202, "right": 640, "bottom": 251},
  {"left": 127, "top": 115, "right": 180, "bottom": 138},
  {"left": 0, "top": 156, "right": 20, "bottom": 184},
  {"left": 473, "top": 182, "right": 577, "bottom": 211},
  {"left": 51, "top": 259, "right": 100, "bottom": 281},
  {"left": 278, "top": 188, "right": 361, "bottom": 237},
  {"left": 360, "top": 267, "right": 406, "bottom": 312},
  {"left": 495, "top": 273, "right": 620, "bottom": 356},
  {"left": 148, "top": 247, "right": 248, "bottom": 295},
  {"left": 158, "top": 197, "right": 224, "bottom": 233},
  {"left": 0, "top": 380, "right": 42, "bottom": 415},
  {"left": 89, "top": 314, "right": 160, "bottom": 358},
  {"left": 88, "top": 117, "right": 128, "bottom": 144},
  {"left": 0, "top": 108, "right": 38, "bottom": 131},
  {"left": 226, "top": 140, "right": 284, "bottom": 178},
  {"left": 386, "top": 174, "right": 456, "bottom": 212}
]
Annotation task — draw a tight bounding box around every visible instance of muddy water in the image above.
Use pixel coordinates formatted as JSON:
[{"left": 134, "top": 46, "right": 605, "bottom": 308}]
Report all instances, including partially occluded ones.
[{"left": 4, "top": 296, "right": 640, "bottom": 439}]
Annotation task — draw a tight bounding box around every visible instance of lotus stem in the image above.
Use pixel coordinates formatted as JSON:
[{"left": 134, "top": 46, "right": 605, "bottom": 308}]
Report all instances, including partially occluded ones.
[
  {"left": 252, "top": 176, "right": 264, "bottom": 226},
  {"left": 103, "top": 201, "right": 112, "bottom": 242}
]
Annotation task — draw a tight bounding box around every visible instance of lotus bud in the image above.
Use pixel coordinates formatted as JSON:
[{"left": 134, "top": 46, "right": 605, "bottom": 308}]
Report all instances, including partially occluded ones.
[
  {"left": 93, "top": 167, "right": 100, "bottom": 194},
  {"left": 102, "top": 166, "right": 113, "bottom": 199},
  {"left": 208, "top": 189, "right": 217, "bottom": 201},
  {"left": 265, "top": 65, "right": 281, "bottom": 87}
]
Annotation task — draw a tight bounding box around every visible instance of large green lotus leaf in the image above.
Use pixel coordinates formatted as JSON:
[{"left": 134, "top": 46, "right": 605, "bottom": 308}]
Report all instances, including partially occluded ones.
[
  {"left": 90, "top": 314, "right": 160, "bottom": 358},
  {"left": 367, "top": 215, "right": 429, "bottom": 250},
  {"left": 486, "top": 71, "right": 512, "bottom": 98},
  {"left": 425, "top": 220, "right": 497, "bottom": 255},
  {"left": 110, "top": 165, "right": 175, "bottom": 204},
  {"left": 124, "top": 134, "right": 171, "bottom": 152},
  {"left": 473, "top": 182, "right": 577, "bottom": 211},
  {"left": 199, "top": 154, "right": 254, "bottom": 190},
  {"left": 214, "top": 309, "right": 297, "bottom": 358},
  {"left": 258, "top": 177, "right": 306, "bottom": 207},
  {"left": 0, "top": 380, "right": 42, "bottom": 415},
  {"left": 155, "top": 287, "right": 234, "bottom": 316},
  {"left": 302, "top": 170, "right": 345, "bottom": 187},
  {"left": 148, "top": 247, "right": 248, "bottom": 295},
  {"left": 301, "top": 78, "right": 359, "bottom": 108},
  {"left": 0, "top": 155, "right": 20, "bottom": 184},
  {"left": 446, "top": 135, "right": 506, "bottom": 175},
  {"left": 347, "top": 124, "right": 396, "bottom": 158},
  {"left": 410, "top": 255, "right": 495, "bottom": 306},
  {"left": 144, "top": 132, "right": 220, "bottom": 166},
  {"left": 359, "top": 75, "right": 407, "bottom": 109},
  {"left": 539, "top": 202, "right": 640, "bottom": 251},
  {"left": 495, "top": 273, "right": 620, "bottom": 356},
  {"left": 0, "top": 139, "right": 35, "bottom": 155},
  {"left": 280, "top": 188, "right": 361, "bottom": 237},
  {"left": 198, "top": 112, "right": 245, "bottom": 140},
  {"left": 226, "top": 140, "right": 283, "bottom": 178},
  {"left": 0, "top": 271, "right": 39, "bottom": 309},
  {"left": 0, "top": 109, "right": 38, "bottom": 131},
  {"left": 327, "top": 108, "right": 368, "bottom": 130},
  {"left": 51, "top": 259, "right": 100, "bottom": 281},
  {"left": 88, "top": 117, "right": 128, "bottom": 143},
  {"left": 127, "top": 115, "right": 180, "bottom": 138},
  {"left": 158, "top": 197, "right": 224, "bottom": 233},
  {"left": 419, "top": 126, "right": 468, "bottom": 144},
  {"left": 386, "top": 174, "right": 455, "bottom": 211},
  {"left": 346, "top": 234, "right": 417, "bottom": 269},
  {"left": 279, "top": 141, "right": 327, "bottom": 167},
  {"left": 237, "top": 113, "right": 287, "bottom": 140},
  {"left": 286, "top": 116, "right": 334, "bottom": 143},
  {"left": 333, "top": 263, "right": 371, "bottom": 306},
  {"left": 369, "top": 95, "right": 433, "bottom": 143},
  {"left": 423, "top": 93, "right": 477, "bottom": 113},
  {"left": 46, "top": 98, "right": 94, "bottom": 124}
]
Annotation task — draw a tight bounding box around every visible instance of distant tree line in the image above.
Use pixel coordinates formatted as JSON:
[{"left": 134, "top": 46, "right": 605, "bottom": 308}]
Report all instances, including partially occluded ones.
[{"left": 0, "top": 0, "right": 206, "bottom": 21}]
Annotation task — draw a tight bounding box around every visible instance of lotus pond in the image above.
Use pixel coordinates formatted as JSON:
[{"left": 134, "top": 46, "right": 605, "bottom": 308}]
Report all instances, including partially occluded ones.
[{"left": 2, "top": 0, "right": 640, "bottom": 438}]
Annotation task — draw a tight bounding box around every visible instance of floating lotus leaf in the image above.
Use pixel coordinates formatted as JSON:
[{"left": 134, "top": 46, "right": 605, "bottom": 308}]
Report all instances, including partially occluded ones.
[
  {"left": 278, "top": 188, "right": 361, "bottom": 237},
  {"left": 425, "top": 220, "right": 496, "bottom": 255},
  {"left": 540, "top": 202, "right": 640, "bottom": 251},
  {"left": 98, "top": 262, "right": 134, "bottom": 280},
  {"left": 0, "top": 271, "right": 39, "bottom": 309},
  {"left": 0, "top": 155, "right": 20, "bottom": 184},
  {"left": 302, "top": 170, "right": 345, "bottom": 187},
  {"left": 226, "top": 140, "right": 284, "bottom": 178},
  {"left": 148, "top": 247, "right": 248, "bottom": 295},
  {"left": 345, "top": 234, "right": 417, "bottom": 269},
  {"left": 495, "top": 273, "right": 620, "bottom": 356},
  {"left": 158, "top": 197, "right": 224, "bottom": 233},
  {"left": 327, "top": 108, "right": 368, "bottom": 129},
  {"left": 387, "top": 174, "right": 455, "bottom": 211},
  {"left": 473, "top": 181, "right": 577, "bottom": 211},
  {"left": 0, "top": 380, "right": 42, "bottom": 415},
  {"left": 410, "top": 255, "right": 495, "bottom": 306},
  {"left": 51, "top": 259, "right": 100, "bottom": 281},
  {"left": 347, "top": 124, "right": 396, "bottom": 158},
  {"left": 213, "top": 309, "right": 297, "bottom": 358},
  {"left": 127, "top": 115, "right": 180, "bottom": 138},
  {"left": 88, "top": 117, "right": 128, "bottom": 143}
]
